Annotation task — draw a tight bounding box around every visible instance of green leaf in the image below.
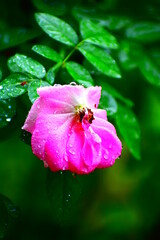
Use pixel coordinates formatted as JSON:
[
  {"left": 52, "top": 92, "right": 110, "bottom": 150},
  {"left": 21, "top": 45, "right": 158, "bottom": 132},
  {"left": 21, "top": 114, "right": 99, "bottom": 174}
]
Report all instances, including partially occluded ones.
[
  {"left": 0, "top": 99, "right": 16, "bottom": 128},
  {"left": 12, "top": 54, "right": 46, "bottom": 79},
  {"left": 0, "top": 69, "right": 2, "bottom": 81},
  {"left": 28, "top": 79, "right": 50, "bottom": 103},
  {"left": 8, "top": 56, "right": 24, "bottom": 73},
  {"left": 78, "top": 42, "right": 121, "bottom": 78},
  {"left": 80, "top": 19, "right": 119, "bottom": 49},
  {"left": 139, "top": 56, "right": 160, "bottom": 86},
  {"left": 35, "top": 12, "right": 78, "bottom": 46},
  {"left": 99, "top": 90, "right": 117, "bottom": 116},
  {"left": 32, "top": 44, "right": 62, "bottom": 62},
  {"left": 125, "top": 22, "right": 160, "bottom": 43},
  {"left": 0, "top": 74, "right": 29, "bottom": 100},
  {"left": 46, "top": 67, "right": 55, "bottom": 85},
  {"left": 0, "top": 28, "right": 40, "bottom": 51},
  {"left": 0, "top": 194, "right": 19, "bottom": 238},
  {"left": 100, "top": 82, "right": 134, "bottom": 107},
  {"left": 115, "top": 104, "right": 141, "bottom": 160},
  {"left": 65, "top": 61, "right": 94, "bottom": 87},
  {"left": 46, "top": 170, "right": 84, "bottom": 225}
]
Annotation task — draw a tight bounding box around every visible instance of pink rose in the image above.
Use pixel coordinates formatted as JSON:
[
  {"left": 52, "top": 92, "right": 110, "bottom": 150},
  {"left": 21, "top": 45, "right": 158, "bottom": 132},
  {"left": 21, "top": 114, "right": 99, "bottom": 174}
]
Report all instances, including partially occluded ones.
[{"left": 22, "top": 84, "right": 122, "bottom": 174}]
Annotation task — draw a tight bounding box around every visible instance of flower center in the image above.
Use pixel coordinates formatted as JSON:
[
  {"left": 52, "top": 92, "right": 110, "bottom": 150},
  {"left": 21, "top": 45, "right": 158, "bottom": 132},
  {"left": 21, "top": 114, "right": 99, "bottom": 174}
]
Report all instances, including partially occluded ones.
[{"left": 75, "top": 106, "right": 94, "bottom": 124}]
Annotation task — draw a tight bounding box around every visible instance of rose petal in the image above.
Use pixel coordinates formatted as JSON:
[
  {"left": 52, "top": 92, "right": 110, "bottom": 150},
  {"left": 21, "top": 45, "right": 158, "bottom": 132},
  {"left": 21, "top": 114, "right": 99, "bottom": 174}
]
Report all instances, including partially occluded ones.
[
  {"left": 22, "top": 98, "right": 74, "bottom": 133},
  {"left": 66, "top": 124, "right": 101, "bottom": 174},
  {"left": 37, "top": 85, "right": 86, "bottom": 107},
  {"left": 31, "top": 113, "right": 74, "bottom": 164},
  {"left": 85, "top": 86, "right": 101, "bottom": 109},
  {"left": 91, "top": 120, "right": 122, "bottom": 168}
]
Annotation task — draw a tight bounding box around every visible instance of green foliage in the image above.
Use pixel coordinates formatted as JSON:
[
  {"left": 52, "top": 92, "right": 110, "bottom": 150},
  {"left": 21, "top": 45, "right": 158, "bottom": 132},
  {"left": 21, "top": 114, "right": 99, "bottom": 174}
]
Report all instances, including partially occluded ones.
[
  {"left": 46, "top": 170, "right": 83, "bottom": 225},
  {"left": 11, "top": 54, "right": 46, "bottom": 79},
  {"left": 35, "top": 13, "right": 78, "bottom": 46},
  {"left": 28, "top": 80, "right": 50, "bottom": 103},
  {"left": 80, "top": 19, "right": 119, "bottom": 49},
  {"left": 115, "top": 104, "right": 141, "bottom": 160},
  {"left": 0, "top": 99, "right": 16, "bottom": 128},
  {"left": 0, "top": 74, "right": 28, "bottom": 99},
  {"left": 0, "top": 28, "right": 40, "bottom": 51},
  {"left": 125, "top": 22, "right": 160, "bottom": 42},
  {"left": 32, "top": 45, "right": 62, "bottom": 62},
  {"left": 78, "top": 42, "right": 121, "bottom": 78},
  {"left": 100, "top": 82, "right": 134, "bottom": 107},
  {"left": 0, "top": 194, "right": 19, "bottom": 238},
  {"left": 46, "top": 67, "right": 55, "bottom": 85},
  {"left": 99, "top": 90, "right": 117, "bottom": 116},
  {"left": 0, "top": 69, "right": 2, "bottom": 81},
  {"left": 65, "top": 61, "right": 94, "bottom": 87},
  {"left": 139, "top": 55, "right": 160, "bottom": 86},
  {"left": 0, "top": 0, "right": 160, "bottom": 239}
]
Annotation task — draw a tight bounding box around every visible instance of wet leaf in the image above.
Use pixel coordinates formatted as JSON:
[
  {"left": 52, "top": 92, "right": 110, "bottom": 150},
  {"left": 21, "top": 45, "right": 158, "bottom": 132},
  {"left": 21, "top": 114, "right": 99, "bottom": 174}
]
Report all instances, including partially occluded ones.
[
  {"left": 8, "top": 56, "right": 25, "bottom": 73},
  {"left": 115, "top": 104, "right": 141, "bottom": 160},
  {"left": 0, "top": 73, "right": 29, "bottom": 100},
  {"left": 80, "top": 19, "right": 119, "bottom": 49},
  {"left": 32, "top": 44, "right": 62, "bottom": 62},
  {"left": 0, "top": 99, "right": 16, "bottom": 128},
  {"left": 35, "top": 12, "right": 78, "bottom": 46},
  {"left": 46, "top": 67, "right": 55, "bottom": 85},
  {"left": 28, "top": 79, "right": 50, "bottom": 103},
  {"left": 125, "top": 22, "right": 160, "bottom": 42},
  {"left": 65, "top": 61, "right": 94, "bottom": 87},
  {"left": 12, "top": 54, "right": 46, "bottom": 79},
  {"left": 99, "top": 90, "right": 117, "bottom": 116},
  {"left": 78, "top": 42, "right": 121, "bottom": 78}
]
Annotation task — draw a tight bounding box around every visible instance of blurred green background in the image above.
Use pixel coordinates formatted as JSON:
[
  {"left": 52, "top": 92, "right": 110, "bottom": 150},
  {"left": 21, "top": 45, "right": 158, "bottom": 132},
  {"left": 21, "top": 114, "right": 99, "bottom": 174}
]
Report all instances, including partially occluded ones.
[{"left": 0, "top": 0, "right": 160, "bottom": 239}]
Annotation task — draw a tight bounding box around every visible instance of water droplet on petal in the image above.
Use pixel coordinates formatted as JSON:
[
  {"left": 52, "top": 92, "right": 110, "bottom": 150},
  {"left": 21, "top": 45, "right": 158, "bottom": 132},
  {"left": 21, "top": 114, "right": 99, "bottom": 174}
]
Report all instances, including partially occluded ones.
[
  {"left": 70, "top": 82, "right": 77, "bottom": 86},
  {"left": 69, "top": 149, "right": 75, "bottom": 155},
  {"left": 109, "top": 144, "right": 112, "bottom": 149}
]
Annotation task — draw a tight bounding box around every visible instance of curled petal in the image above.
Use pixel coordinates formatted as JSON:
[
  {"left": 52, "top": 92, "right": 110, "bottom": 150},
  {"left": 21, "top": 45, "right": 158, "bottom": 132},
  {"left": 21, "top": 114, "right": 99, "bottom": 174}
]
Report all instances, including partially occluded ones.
[
  {"left": 91, "top": 120, "right": 122, "bottom": 168},
  {"left": 66, "top": 124, "right": 101, "bottom": 174}
]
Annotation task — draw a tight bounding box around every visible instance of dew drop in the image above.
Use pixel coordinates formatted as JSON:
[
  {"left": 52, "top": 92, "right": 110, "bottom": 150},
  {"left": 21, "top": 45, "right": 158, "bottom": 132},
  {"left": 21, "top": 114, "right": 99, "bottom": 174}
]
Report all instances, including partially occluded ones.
[
  {"left": 69, "top": 149, "right": 75, "bottom": 155},
  {"left": 104, "top": 153, "right": 108, "bottom": 160},
  {"left": 70, "top": 82, "right": 77, "bottom": 86},
  {"left": 0, "top": 86, "right": 3, "bottom": 90},
  {"left": 109, "top": 144, "right": 112, "bottom": 149},
  {"left": 8, "top": 105, "right": 12, "bottom": 109},
  {"left": 6, "top": 118, "right": 11, "bottom": 122}
]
